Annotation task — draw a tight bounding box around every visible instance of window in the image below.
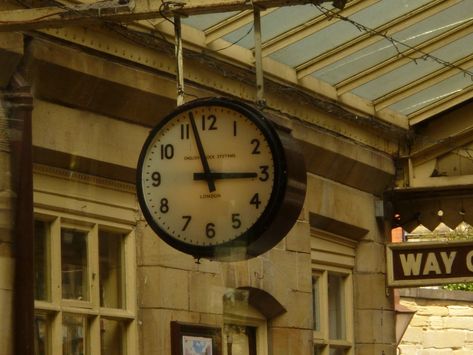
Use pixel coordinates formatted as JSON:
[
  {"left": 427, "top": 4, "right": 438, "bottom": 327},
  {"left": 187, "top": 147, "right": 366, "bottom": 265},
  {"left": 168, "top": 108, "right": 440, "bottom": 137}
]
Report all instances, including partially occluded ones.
[
  {"left": 34, "top": 213, "right": 136, "bottom": 355},
  {"left": 312, "top": 268, "right": 354, "bottom": 355}
]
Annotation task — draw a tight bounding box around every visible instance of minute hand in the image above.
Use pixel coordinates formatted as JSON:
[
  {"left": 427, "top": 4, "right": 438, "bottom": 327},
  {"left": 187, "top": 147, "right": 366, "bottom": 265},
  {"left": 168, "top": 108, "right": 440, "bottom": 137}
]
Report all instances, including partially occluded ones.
[
  {"left": 194, "top": 172, "right": 257, "bottom": 180},
  {"left": 189, "top": 112, "right": 216, "bottom": 192}
]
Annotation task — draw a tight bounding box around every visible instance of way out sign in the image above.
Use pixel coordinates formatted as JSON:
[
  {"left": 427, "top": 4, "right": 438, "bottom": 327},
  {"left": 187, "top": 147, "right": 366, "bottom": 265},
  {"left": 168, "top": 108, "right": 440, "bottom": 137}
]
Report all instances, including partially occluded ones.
[{"left": 387, "top": 240, "right": 473, "bottom": 287}]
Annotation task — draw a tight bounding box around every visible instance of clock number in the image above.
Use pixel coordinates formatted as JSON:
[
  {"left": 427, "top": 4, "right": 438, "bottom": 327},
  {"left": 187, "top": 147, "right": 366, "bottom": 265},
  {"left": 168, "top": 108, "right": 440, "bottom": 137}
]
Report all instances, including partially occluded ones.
[
  {"left": 250, "top": 193, "right": 261, "bottom": 209},
  {"left": 233, "top": 121, "right": 237, "bottom": 136},
  {"left": 259, "top": 166, "right": 269, "bottom": 181},
  {"left": 151, "top": 171, "right": 161, "bottom": 186},
  {"left": 180, "top": 124, "right": 190, "bottom": 140},
  {"left": 251, "top": 139, "right": 260, "bottom": 154},
  {"left": 206, "top": 223, "right": 216, "bottom": 238},
  {"left": 232, "top": 214, "right": 241, "bottom": 229},
  {"left": 160, "top": 144, "right": 174, "bottom": 160},
  {"left": 202, "top": 114, "right": 217, "bottom": 131},
  {"left": 182, "top": 215, "right": 191, "bottom": 231},
  {"left": 160, "top": 198, "right": 169, "bottom": 213}
]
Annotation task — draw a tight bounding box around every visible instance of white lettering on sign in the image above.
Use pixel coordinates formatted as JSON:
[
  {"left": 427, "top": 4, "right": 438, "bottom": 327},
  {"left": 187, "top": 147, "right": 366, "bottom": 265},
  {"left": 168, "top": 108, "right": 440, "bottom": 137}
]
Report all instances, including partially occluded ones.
[
  {"left": 441, "top": 251, "right": 456, "bottom": 274},
  {"left": 399, "top": 252, "right": 457, "bottom": 276},
  {"left": 467, "top": 250, "right": 473, "bottom": 272},
  {"left": 400, "top": 253, "right": 422, "bottom": 276}
]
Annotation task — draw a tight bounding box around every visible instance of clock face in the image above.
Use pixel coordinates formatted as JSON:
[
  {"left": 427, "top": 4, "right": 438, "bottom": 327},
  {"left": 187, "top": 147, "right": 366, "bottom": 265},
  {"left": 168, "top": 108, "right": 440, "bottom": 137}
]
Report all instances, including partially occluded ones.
[{"left": 137, "top": 98, "right": 287, "bottom": 259}]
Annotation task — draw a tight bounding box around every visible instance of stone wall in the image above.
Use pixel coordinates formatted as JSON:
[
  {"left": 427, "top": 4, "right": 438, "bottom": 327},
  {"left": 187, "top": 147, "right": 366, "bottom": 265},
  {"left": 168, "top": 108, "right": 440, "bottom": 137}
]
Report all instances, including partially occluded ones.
[{"left": 399, "top": 288, "right": 473, "bottom": 354}]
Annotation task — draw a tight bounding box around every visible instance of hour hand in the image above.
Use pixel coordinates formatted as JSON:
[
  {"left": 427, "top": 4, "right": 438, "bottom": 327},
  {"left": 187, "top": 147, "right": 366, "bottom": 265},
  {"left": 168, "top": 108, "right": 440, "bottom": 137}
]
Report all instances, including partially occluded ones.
[{"left": 194, "top": 172, "right": 257, "bottom": 180}]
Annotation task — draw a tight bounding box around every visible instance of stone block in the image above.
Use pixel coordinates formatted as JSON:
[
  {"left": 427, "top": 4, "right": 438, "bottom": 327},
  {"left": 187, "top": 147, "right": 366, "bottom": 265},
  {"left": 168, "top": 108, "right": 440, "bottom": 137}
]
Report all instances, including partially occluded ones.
[
  {"left": 355, "top": 309, "right": 395, "bottom": 344},
  {"left": 232, "top": 260, "right": 250, "bottom": 288},
  {"left": 429, "top": 315, "right": 445, "bottom": 329},
  {"left": 423, "top": 329, "right": 466, "bottom": 349},
  {"left": 420, "top": 349, "right": 457, "bottom": 355},
  {"left": 285, "top": 220, "right": 310, "bottom": 253},
  {"left": 416, "top": 306, "right": 449, "bottom": 317},
  {"left": 0, "top": 289, "right": 13, "bottom": 355},
  {"left": 355, "top": 241, "right": 386, "bottom": 273},
  {"left": 448, "top": 305, "right": 473, "bottom": 317},
  {"left": 140, "top": 308, "right": 200, "bottom": 355},
  {"left": 297, "top": 252, "right": 312, "bottom": 293},
  {"left": 453, "top": 349, "right": 473, "bottom": 355},
  {"left": 445, "top": 317, "right": 473, "bottom": 330},
  {"left": 401, "top": 327, "right": 424, "bottom": 344},
  {"left": 465, "top": 330, "right": 473, "bottom": 344},
  {"left": 270, "top": 327, "right": 312, "bottom": 355},
  {"left": 355, "top": 343, "right": 397, "bottom": 355},
  {"left": 137, "top": 222, "right": 220, "bottom": 273},
  {"left": 354, "top": 273, "right": 393, "bottom": 310},
  {"left": 189, "top": 271, "right": 224, "bottom": 315},
  {"left": 271, "top": 290, "right": 312, "bottom": 329},
  {"left": 139, "top": 266, "right": 189, "bottom": 310},
  {"left": 409, "top": 315, "right": 429, "bottom": 328},
  {"left": 262, "top": 249, "right": 298, "bottom": 303},
  {"left": 398, "top": 344, "right": 420, "bottom": 354},
  {"left": 0, "top": 248, "right": 14, "bottom": 291}
]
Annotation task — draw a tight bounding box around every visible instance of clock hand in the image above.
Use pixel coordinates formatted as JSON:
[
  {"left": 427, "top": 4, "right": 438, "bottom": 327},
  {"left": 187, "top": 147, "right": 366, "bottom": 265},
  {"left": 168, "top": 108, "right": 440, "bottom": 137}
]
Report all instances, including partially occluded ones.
[
  {"left": 189, "top": 112, "right": 216, "bottom": 192},
  {"left": 194, "top": 172, "right": 257, "bottom": 180}
]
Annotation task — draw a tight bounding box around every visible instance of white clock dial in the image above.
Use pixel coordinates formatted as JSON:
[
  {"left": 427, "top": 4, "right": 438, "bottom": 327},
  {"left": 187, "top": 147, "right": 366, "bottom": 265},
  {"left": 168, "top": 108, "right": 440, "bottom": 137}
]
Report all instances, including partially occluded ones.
[{"left": 140, "top": 105, "right": 275, "bottom": 247}]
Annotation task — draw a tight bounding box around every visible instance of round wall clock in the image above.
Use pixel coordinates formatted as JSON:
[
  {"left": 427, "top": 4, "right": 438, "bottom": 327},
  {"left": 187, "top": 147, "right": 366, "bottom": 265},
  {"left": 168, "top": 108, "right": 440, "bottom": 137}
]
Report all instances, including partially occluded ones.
[{"left": 137, "top": 97, "right": 306, "bottom": 261}]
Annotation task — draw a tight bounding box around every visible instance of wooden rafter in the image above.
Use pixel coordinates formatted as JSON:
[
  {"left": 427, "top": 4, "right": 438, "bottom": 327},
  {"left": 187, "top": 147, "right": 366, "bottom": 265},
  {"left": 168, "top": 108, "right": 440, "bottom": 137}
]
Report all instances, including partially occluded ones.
[{"left": 0, "top": 0, "right": 333, "bottom": 32}]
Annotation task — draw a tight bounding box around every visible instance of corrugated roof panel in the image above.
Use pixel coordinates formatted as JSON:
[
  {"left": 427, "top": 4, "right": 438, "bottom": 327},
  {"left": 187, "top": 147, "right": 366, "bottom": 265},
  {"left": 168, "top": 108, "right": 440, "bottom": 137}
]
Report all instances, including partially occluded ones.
[
  {"left": 268, "top": 0, "right": 430, "bottom": 67},
  {"left": 222, "top": 4, "right": 322, "bottom": 49},
  {"left": 182, "top": 11, "right": 240, "bottom": 30},
  {"left": 388, "top": 69, "right": 473, "bottom": 115},
  {"left": 312, "top": 1, "right": 473, "bottom": 85},
  {"left": 352, "top": 32, "right": 473, "bottom": 100}
]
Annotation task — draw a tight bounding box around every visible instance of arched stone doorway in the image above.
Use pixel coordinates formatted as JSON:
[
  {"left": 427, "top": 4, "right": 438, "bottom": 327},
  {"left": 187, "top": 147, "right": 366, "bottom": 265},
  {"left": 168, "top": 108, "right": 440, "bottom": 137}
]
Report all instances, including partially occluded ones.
[{"left": 223, "top": 287, "right": 286, "bottom": 355}]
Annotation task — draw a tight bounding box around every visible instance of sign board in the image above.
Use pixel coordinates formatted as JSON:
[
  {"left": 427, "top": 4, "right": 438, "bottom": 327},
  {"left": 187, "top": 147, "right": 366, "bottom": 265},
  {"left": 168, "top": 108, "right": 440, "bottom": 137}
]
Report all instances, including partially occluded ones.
[{"left": 387, "top": 240, "right": 473, "bottom": 287}]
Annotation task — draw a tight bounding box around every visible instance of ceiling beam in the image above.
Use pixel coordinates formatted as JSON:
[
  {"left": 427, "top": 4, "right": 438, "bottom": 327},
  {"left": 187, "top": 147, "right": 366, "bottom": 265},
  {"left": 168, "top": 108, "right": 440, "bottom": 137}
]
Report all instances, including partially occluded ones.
[
  {"left": 295, "top": 0, "right": 457, "bottom": 79},
  {"left": 0, "top": 0, "right": 333, "bottom": 32},
  {"left": 335, "top": 17, "right": 473, "bottom": 95}
]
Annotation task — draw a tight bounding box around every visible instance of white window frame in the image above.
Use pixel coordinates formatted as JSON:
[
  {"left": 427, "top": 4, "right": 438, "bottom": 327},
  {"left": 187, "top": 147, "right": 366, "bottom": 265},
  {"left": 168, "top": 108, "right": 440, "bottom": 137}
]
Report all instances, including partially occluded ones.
[
  {"left": 34, "top": 212, "right": 137, "bottom": 355},
  {"left": 33, "top": 165, "right": 138, "bottom": 355},
  {"left": 311, "top": 229, "right": 356, "bottom": 355}
]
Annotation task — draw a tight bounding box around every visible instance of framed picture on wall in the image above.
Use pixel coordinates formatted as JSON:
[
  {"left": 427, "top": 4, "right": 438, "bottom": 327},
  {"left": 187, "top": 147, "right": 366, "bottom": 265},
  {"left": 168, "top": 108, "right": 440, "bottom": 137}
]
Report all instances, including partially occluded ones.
[{"left": 171, "top": 321, "right": 222, "bottom": 355}]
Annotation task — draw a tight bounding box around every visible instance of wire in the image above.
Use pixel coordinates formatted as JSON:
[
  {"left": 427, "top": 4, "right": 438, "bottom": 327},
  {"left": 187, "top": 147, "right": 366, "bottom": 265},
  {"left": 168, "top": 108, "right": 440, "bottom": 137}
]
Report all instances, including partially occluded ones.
[
  {"left": 159, "top": 0, "right": 175, "bottom": 26},
  {"left": 213, "top": 23, "right": 254, "bottom": 52}
]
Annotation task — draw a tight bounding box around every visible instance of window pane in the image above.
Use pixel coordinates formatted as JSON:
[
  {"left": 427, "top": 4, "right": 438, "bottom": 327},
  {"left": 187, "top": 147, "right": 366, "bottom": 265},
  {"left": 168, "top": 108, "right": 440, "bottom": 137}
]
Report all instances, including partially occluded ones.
[
  {"left": 312, "top": 275, "right": 321, "bottom": 331},
  {"left": 329, "top": 347, "right": 347, "bottom": 355},
  {"left": 99, "top": 231, "right": 124, "bottom": 308},
  {"left": 328, "top": 273, "right": 345, "bottom": 340},
  {"left": 63, "top": 314, "right": 86, "bottom": 355},
  {"left": 314, "top": 344, "right": 326, "bottom": 355},
  {"left": 34, "top": 313, "right": 49, "bottom": 355},
  {"left": 61, "top": 229, "right": 88, "bottom": 301},
  {"left": 35, "top": 220, "right": 49, "bottom": 301},
  {"left": 101, "top": 319, "right": 125, "bottom": 355}
]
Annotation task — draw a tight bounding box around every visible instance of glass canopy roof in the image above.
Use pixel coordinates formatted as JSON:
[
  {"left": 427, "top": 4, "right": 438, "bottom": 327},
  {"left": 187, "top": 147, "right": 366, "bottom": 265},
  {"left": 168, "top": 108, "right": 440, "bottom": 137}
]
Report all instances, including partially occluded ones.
[{"left": 181, "top": 0, "right": 473, "bottom": 128}]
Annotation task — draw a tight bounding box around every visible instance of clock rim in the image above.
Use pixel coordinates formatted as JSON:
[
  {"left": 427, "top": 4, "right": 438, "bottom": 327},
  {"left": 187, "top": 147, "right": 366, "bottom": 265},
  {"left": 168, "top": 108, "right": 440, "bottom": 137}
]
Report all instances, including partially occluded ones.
[{"left": 136, "top": 97, "right": 288, "bottom": 260}]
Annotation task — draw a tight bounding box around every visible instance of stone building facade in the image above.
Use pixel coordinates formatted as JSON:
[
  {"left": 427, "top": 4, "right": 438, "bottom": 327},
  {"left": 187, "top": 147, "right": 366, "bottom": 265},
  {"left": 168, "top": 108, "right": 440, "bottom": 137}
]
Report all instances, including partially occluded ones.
[
  {"left": 0, "top": 30, "right": 398, "bottom": 355},
  {"left": 399, "top": 288, "right": 473, "bottom": 355},
  {"left": 1, "top": 2, "right": 472, "bottom": 355}
]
